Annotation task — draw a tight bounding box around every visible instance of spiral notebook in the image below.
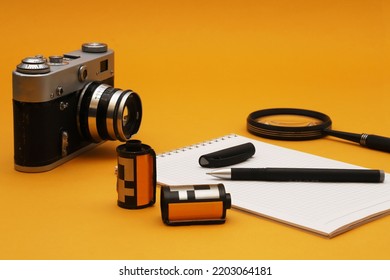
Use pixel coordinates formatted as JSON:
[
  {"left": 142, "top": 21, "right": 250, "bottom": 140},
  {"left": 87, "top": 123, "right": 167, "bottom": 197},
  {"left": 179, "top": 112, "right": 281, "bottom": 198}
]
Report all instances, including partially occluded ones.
[{"left": 156, "top": 134, "right": 390, "bottom": 237}]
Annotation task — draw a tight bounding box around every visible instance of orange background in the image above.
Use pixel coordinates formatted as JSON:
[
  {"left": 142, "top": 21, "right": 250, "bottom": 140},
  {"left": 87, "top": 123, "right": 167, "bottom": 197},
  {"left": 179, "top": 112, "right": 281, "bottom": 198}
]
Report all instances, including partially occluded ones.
[{"left": 1, "top": 0, "right": 390, "bottom": 259}]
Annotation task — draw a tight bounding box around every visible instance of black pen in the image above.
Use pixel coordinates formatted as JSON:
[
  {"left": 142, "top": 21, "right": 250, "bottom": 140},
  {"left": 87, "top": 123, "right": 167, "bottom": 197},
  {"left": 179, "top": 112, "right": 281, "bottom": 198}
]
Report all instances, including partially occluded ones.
[{"left": 206, "top": 168, "right": 385, "bottom": 183}]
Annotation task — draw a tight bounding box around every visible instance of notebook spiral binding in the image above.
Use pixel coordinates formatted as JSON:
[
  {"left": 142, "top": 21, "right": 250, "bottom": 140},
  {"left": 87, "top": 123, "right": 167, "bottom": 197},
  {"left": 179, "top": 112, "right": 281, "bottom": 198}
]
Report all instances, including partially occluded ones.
[{"left": 157, "top": 134, "right": 238, "bottom": 158}]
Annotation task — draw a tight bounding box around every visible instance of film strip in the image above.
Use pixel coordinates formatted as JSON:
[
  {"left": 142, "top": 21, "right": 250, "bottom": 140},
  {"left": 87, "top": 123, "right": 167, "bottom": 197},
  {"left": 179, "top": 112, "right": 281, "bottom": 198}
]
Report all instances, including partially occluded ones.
[
  {"left": 160, "top": 184, "right": 231, "bottom": 225},
  {"left": 116, "top": 140, "right": 156, "bottom": 209}
]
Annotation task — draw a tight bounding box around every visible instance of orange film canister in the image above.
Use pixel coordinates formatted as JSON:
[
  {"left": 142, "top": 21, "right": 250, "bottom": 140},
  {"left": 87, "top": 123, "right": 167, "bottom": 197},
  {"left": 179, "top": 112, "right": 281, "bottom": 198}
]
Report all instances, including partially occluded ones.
[
  {"left": 160, "top": 184, "right": 231, "bottom": 225},
  {"left": 116, "top": 140, "right": 156, "bottom": 209}
]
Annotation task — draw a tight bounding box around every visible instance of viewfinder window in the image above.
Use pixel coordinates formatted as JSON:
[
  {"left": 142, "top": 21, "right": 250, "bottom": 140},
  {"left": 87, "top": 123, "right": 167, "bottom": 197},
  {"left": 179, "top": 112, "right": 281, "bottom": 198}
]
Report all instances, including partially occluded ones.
[{"left": 100, "top": 59, "right": 108, "bottom": 72}]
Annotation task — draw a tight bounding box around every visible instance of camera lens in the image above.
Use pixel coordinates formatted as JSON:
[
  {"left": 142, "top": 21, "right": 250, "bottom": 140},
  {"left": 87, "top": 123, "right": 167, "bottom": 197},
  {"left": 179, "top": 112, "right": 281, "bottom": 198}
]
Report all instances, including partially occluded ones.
[{"left": 77, "top": 82, "right": 142, "bottom": 142}]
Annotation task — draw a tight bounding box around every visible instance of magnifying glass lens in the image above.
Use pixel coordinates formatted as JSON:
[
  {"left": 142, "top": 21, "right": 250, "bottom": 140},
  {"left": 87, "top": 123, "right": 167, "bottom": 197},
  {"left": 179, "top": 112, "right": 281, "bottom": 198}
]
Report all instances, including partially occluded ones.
[
  {"left": 256, "top": 114, "right": 324, "bottom": 128},
  {"left": 247, "top": 108, "right": 332, "bottom": 140}
]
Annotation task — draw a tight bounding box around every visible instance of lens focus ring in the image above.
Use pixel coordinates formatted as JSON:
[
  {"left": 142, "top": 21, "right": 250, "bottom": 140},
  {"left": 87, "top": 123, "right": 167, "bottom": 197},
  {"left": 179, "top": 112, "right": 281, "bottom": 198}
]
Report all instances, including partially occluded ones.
[
  {"left": 77, "top": 82, "right": 142, "bottom": 142},
  {"left": 88, "top": 84, "right": 111, "bottom": 142},
  {"left": 106, "top": 90, "right": 124, "bottom": 140}
]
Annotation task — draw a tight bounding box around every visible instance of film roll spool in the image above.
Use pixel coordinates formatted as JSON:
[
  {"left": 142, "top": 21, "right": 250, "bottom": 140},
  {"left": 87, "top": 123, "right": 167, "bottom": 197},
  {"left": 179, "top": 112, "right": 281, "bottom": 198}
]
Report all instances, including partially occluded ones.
[
  {"left": 160, "top": 184, "right": 231, "bottom": 225},
  {"left": 116, "top": 140, "right": 156, "bottom": 209}
]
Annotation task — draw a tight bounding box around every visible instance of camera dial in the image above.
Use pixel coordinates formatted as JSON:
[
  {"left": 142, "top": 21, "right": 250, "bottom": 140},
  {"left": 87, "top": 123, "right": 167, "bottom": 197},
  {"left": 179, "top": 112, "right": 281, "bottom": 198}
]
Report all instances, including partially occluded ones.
[
  {"left": 16, "top": 56, "right": 50, "bottom": 74},
  {"left": 82, "top": 42, "right": 108, "bottom": 53}
]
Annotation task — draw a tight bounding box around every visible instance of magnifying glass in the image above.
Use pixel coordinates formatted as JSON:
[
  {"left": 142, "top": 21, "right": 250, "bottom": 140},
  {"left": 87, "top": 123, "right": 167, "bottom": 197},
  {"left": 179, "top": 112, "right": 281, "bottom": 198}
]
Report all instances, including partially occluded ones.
[{"left": 247, "top": 108, "right": 390, "bottom": 153}]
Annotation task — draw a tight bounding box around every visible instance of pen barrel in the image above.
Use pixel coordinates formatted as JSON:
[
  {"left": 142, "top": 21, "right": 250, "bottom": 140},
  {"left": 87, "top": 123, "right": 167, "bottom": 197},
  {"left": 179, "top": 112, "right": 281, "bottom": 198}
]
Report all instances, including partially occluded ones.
[{"left": 231, "top": 168, "right": 384, "bottom": 183}]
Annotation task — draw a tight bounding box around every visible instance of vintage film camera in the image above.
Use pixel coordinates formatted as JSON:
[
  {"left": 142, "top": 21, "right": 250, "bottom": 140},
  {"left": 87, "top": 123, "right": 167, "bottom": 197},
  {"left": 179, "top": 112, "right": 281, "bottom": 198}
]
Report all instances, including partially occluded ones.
[{"left": 13, "top": 43, "right": 142, "bottom": 172}]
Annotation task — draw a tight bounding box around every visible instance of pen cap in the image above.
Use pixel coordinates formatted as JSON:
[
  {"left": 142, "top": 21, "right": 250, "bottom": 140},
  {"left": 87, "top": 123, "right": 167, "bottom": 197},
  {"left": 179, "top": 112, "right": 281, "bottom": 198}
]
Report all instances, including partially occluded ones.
[
  {"left": 160, "top": 184, "right": 231, "bottom": 225},
  {"left": 199, "top": 142, "right": 256, "bottom": 168},
  {"left": 116, "top": 140, "right": 156, "bottom": 209}
]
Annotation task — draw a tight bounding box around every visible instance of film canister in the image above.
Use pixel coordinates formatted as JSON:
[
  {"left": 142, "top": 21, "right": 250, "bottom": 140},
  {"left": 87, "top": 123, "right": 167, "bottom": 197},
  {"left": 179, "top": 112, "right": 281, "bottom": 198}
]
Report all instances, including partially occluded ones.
[
  {"left": 116, "top": 140, "right": 156, "bottom": 209},
  {"left": 160, "top": 184, "right": 231, "bottom": 225}
]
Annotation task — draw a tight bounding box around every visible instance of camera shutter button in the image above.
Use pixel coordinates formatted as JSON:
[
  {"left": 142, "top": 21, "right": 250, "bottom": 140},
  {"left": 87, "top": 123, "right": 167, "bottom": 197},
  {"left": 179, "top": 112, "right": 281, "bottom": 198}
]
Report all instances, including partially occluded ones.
[{"left": 49, "top": 56, "right": 63, "bottom": 64}]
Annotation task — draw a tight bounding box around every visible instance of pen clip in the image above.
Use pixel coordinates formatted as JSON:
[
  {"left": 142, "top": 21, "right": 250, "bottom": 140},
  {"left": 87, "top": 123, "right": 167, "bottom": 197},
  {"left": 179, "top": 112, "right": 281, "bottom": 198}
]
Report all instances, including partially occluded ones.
[{"left": 199, "top": 142, "right": 256, "bottom": 168}]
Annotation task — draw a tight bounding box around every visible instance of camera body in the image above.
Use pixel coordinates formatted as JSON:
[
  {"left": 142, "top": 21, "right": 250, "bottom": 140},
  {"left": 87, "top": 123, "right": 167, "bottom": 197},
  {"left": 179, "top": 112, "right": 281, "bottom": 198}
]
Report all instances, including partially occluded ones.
[{"left": 13, "top": 43, "right": 141, "bottom": 172}]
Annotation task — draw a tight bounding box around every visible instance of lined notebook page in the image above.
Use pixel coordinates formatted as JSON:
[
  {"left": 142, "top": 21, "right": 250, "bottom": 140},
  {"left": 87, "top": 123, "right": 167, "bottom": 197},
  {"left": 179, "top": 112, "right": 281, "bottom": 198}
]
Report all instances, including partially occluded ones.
[{"left": 157, "top": 134, "right": 390, "bottom": 237}]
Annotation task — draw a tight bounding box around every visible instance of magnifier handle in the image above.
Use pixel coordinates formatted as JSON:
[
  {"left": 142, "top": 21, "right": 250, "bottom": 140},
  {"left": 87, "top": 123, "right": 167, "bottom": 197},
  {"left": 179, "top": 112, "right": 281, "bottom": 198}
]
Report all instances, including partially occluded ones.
[
  {"left": 324, "top": 129, "right": 390, "bottom": 153},
  {"left": 361, "top": 134, "right": 390, "bottom": 153}
]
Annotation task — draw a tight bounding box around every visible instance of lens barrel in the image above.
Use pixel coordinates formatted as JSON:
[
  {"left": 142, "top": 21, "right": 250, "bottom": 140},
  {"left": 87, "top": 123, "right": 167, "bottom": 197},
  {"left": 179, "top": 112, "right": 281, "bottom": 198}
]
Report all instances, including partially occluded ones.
[{"left": 78, "top": 82, "right": 142, "bottom": 142}]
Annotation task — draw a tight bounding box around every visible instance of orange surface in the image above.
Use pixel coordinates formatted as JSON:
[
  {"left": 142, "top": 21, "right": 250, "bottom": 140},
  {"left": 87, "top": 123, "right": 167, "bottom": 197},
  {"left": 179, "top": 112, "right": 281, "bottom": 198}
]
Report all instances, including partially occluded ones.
[{"left": 1, "top": 0, "right": 390, "bottom": 259}]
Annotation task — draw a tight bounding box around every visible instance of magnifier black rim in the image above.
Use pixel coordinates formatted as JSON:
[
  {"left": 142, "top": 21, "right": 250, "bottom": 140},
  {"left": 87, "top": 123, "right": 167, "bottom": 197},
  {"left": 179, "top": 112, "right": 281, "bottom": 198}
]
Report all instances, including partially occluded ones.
[{"left": 247, "top": 108, "right": 332, "bottom": 141}]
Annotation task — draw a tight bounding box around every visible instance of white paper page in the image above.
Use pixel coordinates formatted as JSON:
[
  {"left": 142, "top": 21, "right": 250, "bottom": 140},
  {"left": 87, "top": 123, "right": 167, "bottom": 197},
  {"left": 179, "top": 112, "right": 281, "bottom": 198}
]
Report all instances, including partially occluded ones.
[{"left": 156, "top": 134, "right": 390, "bottom": 235}]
